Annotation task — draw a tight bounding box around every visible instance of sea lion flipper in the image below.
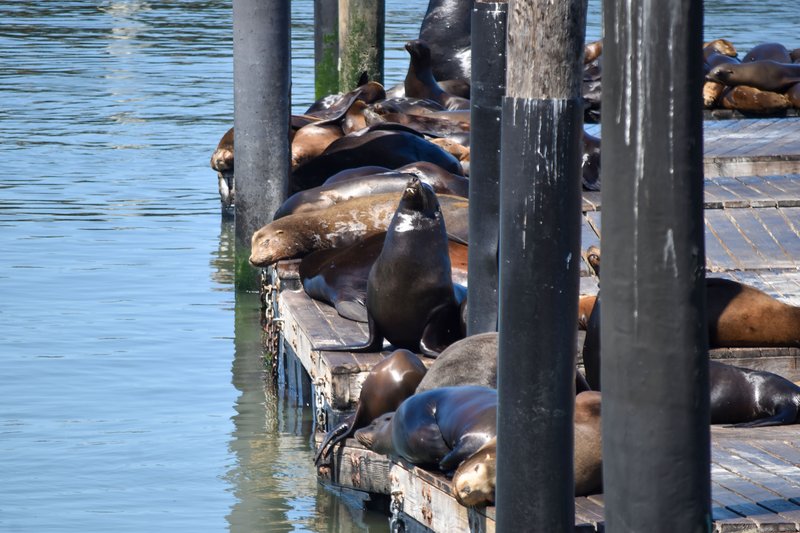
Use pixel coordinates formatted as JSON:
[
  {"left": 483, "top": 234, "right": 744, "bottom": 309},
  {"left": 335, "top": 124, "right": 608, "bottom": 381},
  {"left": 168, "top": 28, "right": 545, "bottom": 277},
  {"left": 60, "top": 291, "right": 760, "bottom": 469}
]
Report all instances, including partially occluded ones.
[
  {"left": 313, "top": 313, "right": 385, "bottom": 353},
  {"left": 419, "top": 304, "right": 463, "bottom": 358},
  {"left": 725, "top": 404, "right": 798, "bottom": 428},
  {"left": 314, "top": 414, "right": 356, "bottom": 466},
  {"left": 439, "top": 434, "right": 489, "bottom": 473}
]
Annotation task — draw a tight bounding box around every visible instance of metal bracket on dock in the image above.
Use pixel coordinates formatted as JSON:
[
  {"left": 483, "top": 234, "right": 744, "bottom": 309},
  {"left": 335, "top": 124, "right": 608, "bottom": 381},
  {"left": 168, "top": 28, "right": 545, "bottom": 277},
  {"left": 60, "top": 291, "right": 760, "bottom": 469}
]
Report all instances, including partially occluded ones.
[
  {"left": 314, "top": 378, "right": 328, "bottom": 431},
  {"left": 389, "top": 490, "right": 406, "bottom": 533}
]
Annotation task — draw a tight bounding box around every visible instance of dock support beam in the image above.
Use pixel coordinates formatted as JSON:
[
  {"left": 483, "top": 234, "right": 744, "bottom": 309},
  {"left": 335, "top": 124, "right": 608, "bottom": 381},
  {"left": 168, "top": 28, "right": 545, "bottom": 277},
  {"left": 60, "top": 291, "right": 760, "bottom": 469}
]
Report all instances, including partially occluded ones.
[
  {"left": 495, "top": 0, "right": 585, "bottom": 529},
  {"left": 315, "top": 0, "right": 339, "bottom": 98},
  {"left": 466, "top": 0, "right": 507, "bottom": 335},
  {"left": 338, "top": 0, "right": 384, "bottom": 90},
  {"left": 600, "top": 0, "right": 710, "bottom": 531},
  {"left": 233, "top": 0, "right": 291, "bottom": 291}
]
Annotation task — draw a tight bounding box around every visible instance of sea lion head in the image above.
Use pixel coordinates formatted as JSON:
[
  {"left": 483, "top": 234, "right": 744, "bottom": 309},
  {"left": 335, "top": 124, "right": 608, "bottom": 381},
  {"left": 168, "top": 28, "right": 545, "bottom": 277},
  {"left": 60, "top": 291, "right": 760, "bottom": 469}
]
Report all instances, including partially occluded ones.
[
  {"left": 250, "top": 224, "right": 301, "bottom": 266},
  {"left": 452, "top": 437, "right": 497, "bottom": 507},
  {"left": 354, "top": 412, "right": 395, "bottom": 455},
  {"left": 397, "top": 177, "right": 440, "bottom": 219},
  {"left": 405, "top": 39, "right": 432, "bottom": 65},
  {"left": 707, "top": 64, "right": 737, "bottom": 85}
]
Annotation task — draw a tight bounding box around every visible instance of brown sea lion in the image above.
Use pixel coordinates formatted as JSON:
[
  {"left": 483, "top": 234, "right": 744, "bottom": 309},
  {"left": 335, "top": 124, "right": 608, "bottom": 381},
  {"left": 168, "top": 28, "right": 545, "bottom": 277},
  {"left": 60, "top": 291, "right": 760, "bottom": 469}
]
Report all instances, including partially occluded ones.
[
  {"left": 404, "top": 40, "right": 470, "bottom": 111},
  {"left": 290, "top": 121, "right": 343, "bottom": 170},
  {"left": 708, "top": 60, "right": 800, "bottom": 92},
  {"left": 323, "top": 162, "right": 469, "bottom": 198},
  {"left": 578, "top": 295, "right": 597, "bottom": 330},
  {"left": 742, "top": 42, "right": 791, "bottom": 64},
  {"left": 703, "top": 81, "right": 726, "bottom": 108},
  {"left": 291, "top": 127, "right": 464, "bottom": 192},
  {"left": 300, "top": 232, "right": 469, "bottom": 323},
  {"left": 356, "top": 386, "right": 498, "bottom": 473},
  {"left": 371, "top": 97, "right": 446, "bottom": 115},
  {"left": 313, "top": 348, "right": 427, "bottom": 465},
  {"left": 722, "top": 85, "right": 789, "bottom": 114},
  {"left": 703, "top": 39, "right": 737, "bottom": 60},
  {"left": 313, "top": 179, "right": 463, "bottom": 357},
  {"left": 431, "top": 138, "right": 470, "bottom": 162},
  {"left": 584, "top": 40, "right": 602, "bottom": 64},
  {"left": 452, "top": 390, "right": 603, "bottom": 506},
  {"left": 792, "top": 49, "right": 800, "bottom": 63},
  {"left": 211, "top": 127, "right": 235, "bottom": 211},
  {"left": 787, "top": 83, "right": 800, "bottom": 108},
  {"left": 250, "top": 191, "right": 470, "bottom": 266}
]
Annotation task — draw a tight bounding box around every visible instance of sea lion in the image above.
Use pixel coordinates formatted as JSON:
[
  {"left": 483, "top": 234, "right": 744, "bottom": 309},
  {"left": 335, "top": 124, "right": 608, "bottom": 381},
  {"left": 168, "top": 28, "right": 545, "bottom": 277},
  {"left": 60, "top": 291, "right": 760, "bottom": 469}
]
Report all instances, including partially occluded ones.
[
  {"left": 313, "top": 179, "right": 463, "bottom": 357},
  {"left": 404, "top": 40, "right": 470, "bottom": 111},
  {"left": 418, "top": 0, "right": 473, "bottom": 81},
  {"left": 357, "top": 386, "right": 498, "bottom": 473},
  {"left": 367, "top": 110, "right": 471, "bottom": 138},
  {"left": 703, "top": 39, "right": 737, "bottom": 60},
  {"left": 300, "top": 232, "right": 469, "bottom": 323},
  {"left": 742, "top": 42, "right": 791, "bottom": 64},
  {"left": 584, "top": 295, "right": 800, "bottom": 427},
  {"left": 415, "top": 331, "right": 592, "bottom": 394},
  {"left": 250, "top": 191, "right": 469, "bottom": 266},
  {"left": 371, "top": 97, "right": 446, "bottom": 115},
  {"left": 706, "top": 277, "right": 800, "bottom": 348},
  {"left": 323, "top": 162, "right": 469, "bottom": 198},
  {"left": 703, "top": 81, "right": 726, "bottom": 108},
  {"left": 431, "top": 137, "right": 470, "bottom": 163},
  {"left": 291, "top": 128, "right": 464, "bottom": 192},
  {"left": 722, "top": 85, "right": 789, "bottom": 115},
  {"left": 304, "top": 80, "right": 386, "bottom": 117},
  {"left": 787, "top": 83, "right": 800, "bottom": 108},
  {"left": 313, "top": 348, "right": 427, "bottom": 465},
  {"left": 578, "top": 295, "right": 597, "bottom": 330},
  {"left": 211, "top": 127, "right": 235, "bottom": 212},
  {"left": 708, "top": 60, "right": 800, "bottom": 93},
  {"left": 584, "top": 40, "right": 602, "bottom": 64},
  {"left": 290, "top": 121, "right": 343, "bottom": 170},
  {"left": 792, "top": 49, "right": 800, "bottom": 64},
  {"left": 275, "top": 172, "right": 468, "bottom": 220},
  {"left": 582, "top": 131, "right": 601, "bottom": 191},
  {"left": 323, "top": 165, "right": 391, "bottom": 184},
  {"left": 452, "top": 391, "right": 603, "bottom": 506}
]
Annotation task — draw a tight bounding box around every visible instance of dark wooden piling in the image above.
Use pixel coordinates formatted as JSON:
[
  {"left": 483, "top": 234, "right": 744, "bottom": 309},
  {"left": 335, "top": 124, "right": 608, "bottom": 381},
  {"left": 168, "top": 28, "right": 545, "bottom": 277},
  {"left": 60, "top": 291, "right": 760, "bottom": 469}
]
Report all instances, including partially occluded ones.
[
  {"left": 600, "top": 0, "right": 710, "bottom": 531},
  {"left": 233, "top": 0, "right": 291, "bottom": 291},
  {"left": 338, "top": 0, "right": 384, "bottom": 90},
  {"left": 314, "top": 0, "right": 338, "bottom": 98},
  {"left": 466, "top": 0, "right": 507, "bottom": 335},
  {"left": 495, "top": 0, "right": 586, "bottom": 529}
]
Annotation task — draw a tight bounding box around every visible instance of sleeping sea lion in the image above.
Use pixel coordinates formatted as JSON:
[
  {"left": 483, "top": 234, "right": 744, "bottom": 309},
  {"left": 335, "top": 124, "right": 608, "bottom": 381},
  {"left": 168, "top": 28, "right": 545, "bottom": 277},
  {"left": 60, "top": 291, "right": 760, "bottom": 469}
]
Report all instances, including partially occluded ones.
[
  {"left": 313, "top": 348, "right": 427, "bottom": 465},
  {"left": 708, "top": 60, "right": 800, "bottom": 93},
  {"left": 313, "top": 178, "right": 463, "bottom": 357}
]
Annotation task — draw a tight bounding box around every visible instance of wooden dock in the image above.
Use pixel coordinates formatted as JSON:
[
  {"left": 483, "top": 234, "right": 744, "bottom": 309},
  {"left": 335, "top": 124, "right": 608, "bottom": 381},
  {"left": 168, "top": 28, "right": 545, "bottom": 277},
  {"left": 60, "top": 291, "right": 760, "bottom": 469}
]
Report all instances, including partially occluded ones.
[{"left": 267, "top": 118, "right": 800, "bottom": 532}]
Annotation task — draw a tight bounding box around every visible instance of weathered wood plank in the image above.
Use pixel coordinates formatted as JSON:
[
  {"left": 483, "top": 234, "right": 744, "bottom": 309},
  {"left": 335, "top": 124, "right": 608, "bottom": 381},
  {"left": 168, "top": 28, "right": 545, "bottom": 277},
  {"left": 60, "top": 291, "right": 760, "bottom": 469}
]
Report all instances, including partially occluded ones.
[
  {"left": 727, "top": 209, "right": 798, "bottom": 268},
  {"left": 705, "top": 210, "right": 766, "bottom": 270},
  {"left": 316, "top": 437, "right": 393, "bottom": 495}
]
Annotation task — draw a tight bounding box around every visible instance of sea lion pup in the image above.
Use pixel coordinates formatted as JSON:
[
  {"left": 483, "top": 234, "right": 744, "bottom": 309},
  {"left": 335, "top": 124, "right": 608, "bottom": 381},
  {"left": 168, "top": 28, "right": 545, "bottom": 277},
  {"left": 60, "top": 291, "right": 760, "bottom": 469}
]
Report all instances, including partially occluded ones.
[
  {"left": 452, "top": 391, "right": 603, "bottom": 506},
  {"left": 356, "top": 386, "right": 498, "bottom": 472},
  {"left": 404, "top": 40, "right": 470, "bottom": 111},
  {"left": 314, "top": 178, "right": 463, "bottom": 357},
  {"left": 706, "top": 277, "right": 800, "bottom": 348},
  {"left": 707, "top": 60, "right": 800, "bottom": 93},
  {"left": 299, "top": 232, "right": 469, "bottom": 323},
  {"left": 313, "top": 349, "right": 427, "bottom": 466},
  {"left": 249, "top": 192, "right": 469, "bottom": 266}
]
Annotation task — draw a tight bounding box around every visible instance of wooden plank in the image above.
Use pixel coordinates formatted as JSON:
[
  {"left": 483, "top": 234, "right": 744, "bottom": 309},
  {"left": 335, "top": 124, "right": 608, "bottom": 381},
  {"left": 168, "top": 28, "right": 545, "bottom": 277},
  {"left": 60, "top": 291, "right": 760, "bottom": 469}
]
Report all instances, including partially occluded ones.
[
  {"left": 709, "top": 177, "right": 754, "bottom": 208},
  {"left": 705, "top": 210, "right": 766, "bottom": 270},
  {"left": 736, "top": 176, "right": 792, "bottom": 207},
  {"left": 705, "top": 214, "right": 745, "bottom": 271},
  {"left": 574, "top": 497, "right": 603, "bottom": 532},
  {"left": 711, "top": 472, "right": 790, "bottom": 531},
  {"left": 316, "top": 437, "right": 393, "bottom": 495},
  {"left": 767, "top": 176, "right": 800, "bottom": 201},
  {"left": 727, "top": 209, "right": 798, "bottom": 268},
  {"left": 720, "top": 177, "right": 776, "bottom": 208},
  {"left": 750, "top": 209, "right": 800, "bottom": 267}
]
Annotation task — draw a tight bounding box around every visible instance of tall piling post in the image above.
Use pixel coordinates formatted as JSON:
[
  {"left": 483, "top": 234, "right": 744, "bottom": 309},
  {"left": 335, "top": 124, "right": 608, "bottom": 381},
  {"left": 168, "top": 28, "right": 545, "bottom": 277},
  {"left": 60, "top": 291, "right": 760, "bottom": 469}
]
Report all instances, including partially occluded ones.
[
  {"left": 466, "top": 0, "right": 507, "bottom": 335},
  {"left": 495, "top": 0, "right": 586, "bottom": 529},
  {"left": 233, "top": 0, "right": 291, "bottom": 291},
  {"left": 338, "top": 0, "right": 384, "bottom": 90},
  {"left": 315, "top": 0, "right": 338, "bottom": 98},
  {"left": 600, "top": 0, "right": 710, "bottom": 531}
]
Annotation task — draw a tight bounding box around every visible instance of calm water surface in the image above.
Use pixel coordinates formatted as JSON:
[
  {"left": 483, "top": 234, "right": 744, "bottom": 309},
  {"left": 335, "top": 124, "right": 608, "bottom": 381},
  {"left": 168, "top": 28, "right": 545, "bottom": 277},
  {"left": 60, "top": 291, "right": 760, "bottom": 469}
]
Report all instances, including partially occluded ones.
[{"left": 1, "top": 1, "right": 798, "bottom": 532}]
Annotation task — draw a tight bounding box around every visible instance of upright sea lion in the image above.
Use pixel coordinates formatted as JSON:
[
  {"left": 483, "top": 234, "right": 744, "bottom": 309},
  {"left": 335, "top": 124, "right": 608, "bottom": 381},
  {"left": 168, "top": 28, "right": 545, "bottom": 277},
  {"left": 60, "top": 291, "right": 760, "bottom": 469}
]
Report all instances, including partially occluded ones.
[
  {"left": 418, "top": 0, "right": 473, "bottom": 81},
  {"left": 708, "top": 60, "right": 800, "bottom": 92},
  {"left": 313, "top": 179, "right": 463, "bottom": 357},
  {"left": 357, "top": 386, "right": 498, "bottom": 473},
  {"left": 452, "top": 390, "right": 603, "bottom": 506},
  {"left": 250, "top": 191, "right": 469, "bottom": 266},
  {"left": 300, "top": 232, "right": 469, "bottom": 323},
  {"left": 291, "top": 128, "right": 464, "bottom": 192},
  {"left": 583, "top": 295, "right": 800, "bottom": 427},
  {"left": 404, "top": 40, "right": 470, "bottom": 111},
  {"left": 313, "top": 348, "right": 427, "bottom": 465}
]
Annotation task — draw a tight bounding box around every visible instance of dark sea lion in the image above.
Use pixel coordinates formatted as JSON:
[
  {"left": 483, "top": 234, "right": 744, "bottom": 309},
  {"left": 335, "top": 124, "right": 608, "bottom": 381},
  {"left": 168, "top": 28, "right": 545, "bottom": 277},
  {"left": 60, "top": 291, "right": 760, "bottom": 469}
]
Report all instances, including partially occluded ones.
[
  {"left": 367, "top": 109, "right": 471, "bottom": 138},
  {"left": 582, "top": 131, "right": 601, "bottom": 191},
  {"left": 250, "top": 191, "right": 470, "bottom": 266},
  {"left": 371, "top": 97, "right": 446, "bottom": 115},
  {"left": 404, "top": 40, "right": 470, "bottom": 111},
  {"left": 708, "top": 60, "right": 800, "bottom": 93},
  {"left": 300, "top": 232, "right": 469, "bottom": 323},
  {"left": 314, "top": 348, "right": 427, "bottom": 465},
  {"left": 418, "top": 0, "right": 473, "bottom": 81},
  {"left": 323, "top": 162, "right": 469, "bottom": 198},
  {"left": 792, "top": 49, "right": 800, "bottom": 63},
  {"left": 452, "top": 390, "right": 603, "bottom": 506},
  {"left": 357, "top": 386, "right": 497, "bottom": 472},
  {"left": 304, "top": 80, "right": 386, "bottom": 117},
  {"left": 291, "top": 129, "right": 464, "bottom": 192},
  {"left": 722, "top": 85, "right": 789, "bottom": 114},
  {"left": 323, "top": 165, "right": 391, "bottom": 184},
  {"left": 707, "top": 277, "right": 800, "bottom": 348},
  {"left": 313, "top": 179, "right": 463, "bottom": 357},
  {"left": 742, "top": 42, "right": 791, "bottom": 64},
  {"left": 416, "top": 331, "right": 592, "bottom": 394}
]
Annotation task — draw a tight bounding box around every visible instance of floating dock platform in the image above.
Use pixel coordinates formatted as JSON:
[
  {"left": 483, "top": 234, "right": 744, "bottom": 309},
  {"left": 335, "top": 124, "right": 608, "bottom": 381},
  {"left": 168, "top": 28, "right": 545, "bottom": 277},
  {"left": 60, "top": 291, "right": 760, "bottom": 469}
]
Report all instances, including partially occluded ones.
[{"left": 267, "top": 118, "right": 800, "bottom": 532}]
